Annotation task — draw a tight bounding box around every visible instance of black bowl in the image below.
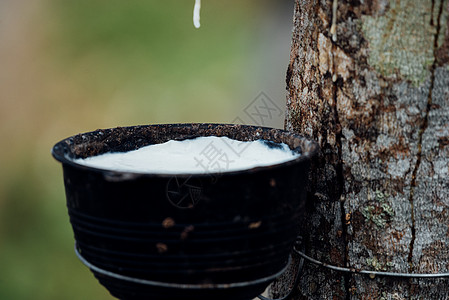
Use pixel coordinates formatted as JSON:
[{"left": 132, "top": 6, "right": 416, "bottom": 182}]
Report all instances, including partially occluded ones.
[{"left": 52, "top": 123, "right": 318, "bottom": 300}]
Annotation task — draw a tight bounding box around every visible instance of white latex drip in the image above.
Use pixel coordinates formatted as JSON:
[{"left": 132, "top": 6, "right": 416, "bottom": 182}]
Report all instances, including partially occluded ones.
[{"left": 193, "top": 0, "right": 201, "bottom": 28}]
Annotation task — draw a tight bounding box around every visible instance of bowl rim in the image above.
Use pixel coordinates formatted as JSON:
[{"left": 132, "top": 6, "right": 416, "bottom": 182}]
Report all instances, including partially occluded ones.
[{"left": 51, "top": 123, "right": 319, "bottom": 179}]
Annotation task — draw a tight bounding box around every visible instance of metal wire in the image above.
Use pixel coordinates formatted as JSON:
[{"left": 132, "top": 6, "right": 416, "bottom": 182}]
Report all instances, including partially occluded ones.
[
  {"left": 293, "top": 245, "right": 449, "bottom": 279},
  {"left": 74, "top": 243, "right": 292, "bottom": 289},
  {"left": 75, "top": 231, "right": 449, "bottom": 300}
]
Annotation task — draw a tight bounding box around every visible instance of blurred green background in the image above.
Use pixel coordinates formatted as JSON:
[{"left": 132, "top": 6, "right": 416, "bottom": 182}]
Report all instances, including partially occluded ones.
[{"left": 0, "top": 0, "right": 293, "bottom": 299}]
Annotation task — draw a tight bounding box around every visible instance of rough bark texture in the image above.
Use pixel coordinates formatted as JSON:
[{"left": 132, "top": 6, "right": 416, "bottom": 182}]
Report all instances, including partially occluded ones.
[{"left": 273, "top": 0, "right": 449, "bottom": 299}]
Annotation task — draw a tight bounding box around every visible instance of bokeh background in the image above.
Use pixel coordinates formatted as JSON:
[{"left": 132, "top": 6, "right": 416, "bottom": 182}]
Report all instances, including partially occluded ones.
[{"left": 0, "top": 1, "right": 294, "bottom": 299}]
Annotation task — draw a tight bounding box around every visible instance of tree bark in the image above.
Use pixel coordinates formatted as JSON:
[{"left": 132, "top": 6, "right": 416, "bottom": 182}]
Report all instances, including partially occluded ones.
[{"left": 273, "top": 0, "right": 449, "bottom": 299}]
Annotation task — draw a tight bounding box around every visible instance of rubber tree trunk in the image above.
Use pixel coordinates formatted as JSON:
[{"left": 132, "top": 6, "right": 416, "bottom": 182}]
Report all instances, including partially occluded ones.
[{"left": 272, "top": 0, "right": 449, "bottom": 299}]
